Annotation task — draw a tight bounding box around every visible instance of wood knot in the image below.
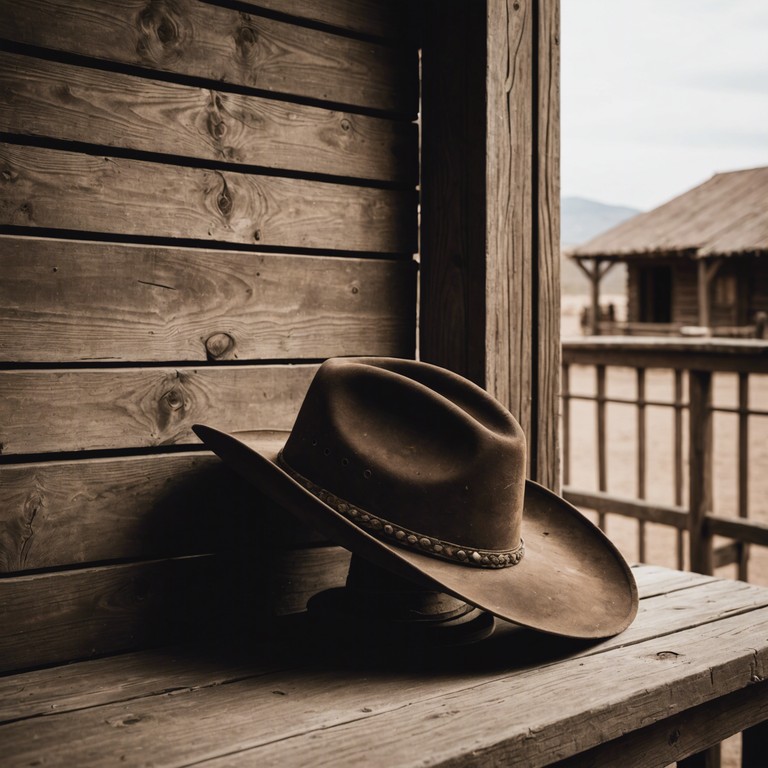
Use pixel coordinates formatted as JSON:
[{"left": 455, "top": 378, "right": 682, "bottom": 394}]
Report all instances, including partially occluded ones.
[
  {"left": 205, "top": 332, "right": 236, "bottom": 361},
  {"left": 161, "top": 388, "right": 185, "bottom": 411},
  {"left": 235, "top": 19, "right": 261, "bottom": 64},
  {"left": 340, "top": 118, "right": 351, "bottom": 132},
  {"left": 217, "top": 181, "right": 233, "bottom": 217},
  {"left": 207, "top": 92, "right": 228, "bottom": 144},
  {"left": 136, "top": 0, "right": 188, "bottom": 62}
]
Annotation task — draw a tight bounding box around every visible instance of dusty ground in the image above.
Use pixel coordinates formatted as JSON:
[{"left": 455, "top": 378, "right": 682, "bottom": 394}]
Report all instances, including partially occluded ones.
[{"left": 561, "top": 297, "right": 768, "bottom": 766}]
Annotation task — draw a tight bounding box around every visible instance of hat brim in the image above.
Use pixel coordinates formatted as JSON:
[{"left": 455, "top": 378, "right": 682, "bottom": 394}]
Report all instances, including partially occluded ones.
[{"left": 193, "top": 426, "right": 638, "bottom": 639}]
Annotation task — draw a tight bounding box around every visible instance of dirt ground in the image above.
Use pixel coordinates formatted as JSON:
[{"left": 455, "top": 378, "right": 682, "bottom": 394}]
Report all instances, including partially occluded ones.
[{"left": 561, "top": 296, "right": 767, "bottom": 767}]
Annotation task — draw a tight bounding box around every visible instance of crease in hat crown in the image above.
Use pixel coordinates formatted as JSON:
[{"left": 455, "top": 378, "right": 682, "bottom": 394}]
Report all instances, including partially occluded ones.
[{"left": 278, "top": 358, "right": 527, "bottom": 569}]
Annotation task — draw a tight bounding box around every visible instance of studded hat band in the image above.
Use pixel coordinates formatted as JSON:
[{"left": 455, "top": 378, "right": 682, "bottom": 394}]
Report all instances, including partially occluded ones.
[{"left": 277, "top": 452, "right": 524, "bottom": 569}]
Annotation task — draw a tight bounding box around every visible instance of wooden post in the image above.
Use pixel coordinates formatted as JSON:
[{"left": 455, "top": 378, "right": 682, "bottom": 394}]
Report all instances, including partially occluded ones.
[
  {"left": 674, "top": 369, "right": 685, "bottom": 569},
  {"left": 573, "top": 257, "right": 616, "bottom": 336},
  {"left": 737, "top": 372, "right": 750, "bottom": 581},
  {"left": 636, "top": 367, "right": 647, "bottom": 562},
  {"left": 596, "top": 364, "right": 607, "bottom": 530},
  {"left": 697, "top": 258, "right": 723, "bottom": 330},
  {"left": 420, "top": 0, "right": 560, "bottom": 490},
  {"left": 688, "top": 369, "right": 714, "bottom": 575}
]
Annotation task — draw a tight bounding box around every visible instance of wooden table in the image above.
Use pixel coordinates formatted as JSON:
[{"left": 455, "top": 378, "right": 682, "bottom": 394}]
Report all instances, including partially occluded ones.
[{"left": 2, "top": 565, "right": 767, "bottom": 767}]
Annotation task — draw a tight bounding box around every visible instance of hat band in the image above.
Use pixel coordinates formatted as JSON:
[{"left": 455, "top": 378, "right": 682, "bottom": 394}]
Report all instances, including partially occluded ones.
[{"left": 277, "top": 453, "right": 524, "bottom": 570}]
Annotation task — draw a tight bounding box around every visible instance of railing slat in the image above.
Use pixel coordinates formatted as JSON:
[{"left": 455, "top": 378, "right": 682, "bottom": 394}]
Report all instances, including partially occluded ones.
[
  {"left": 738, "top": 372, "right": 750, "bottom": 581},
  {"left": 596, "top": 364, "right": 607, "bottom": 530},
  {"left": 688, "top": 369, "right": 714, "bottom": 575},
  {"left": 637, "top": 368, "right": 647, "bottom": 562}
]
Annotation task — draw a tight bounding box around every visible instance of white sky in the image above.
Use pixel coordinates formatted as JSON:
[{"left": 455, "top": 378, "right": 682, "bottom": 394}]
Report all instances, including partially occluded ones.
[{"left": 561, "top": 0, "right": 768, "bottom": 210}]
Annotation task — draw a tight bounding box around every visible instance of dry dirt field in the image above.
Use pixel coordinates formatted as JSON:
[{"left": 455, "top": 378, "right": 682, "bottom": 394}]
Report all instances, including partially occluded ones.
[{"left": 561, "top": 296, "right": 768, "bottom": 767}]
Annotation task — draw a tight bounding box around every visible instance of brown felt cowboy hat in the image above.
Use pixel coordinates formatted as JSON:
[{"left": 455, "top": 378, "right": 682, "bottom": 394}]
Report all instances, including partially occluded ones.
[{"left": 193, "top": 357, "right": 638, "bottom": 639}]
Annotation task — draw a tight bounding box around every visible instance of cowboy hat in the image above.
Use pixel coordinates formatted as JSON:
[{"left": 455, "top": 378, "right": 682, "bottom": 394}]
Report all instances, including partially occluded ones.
[{"left": 193, "top": 357, "right": 637, "bottom": 639}]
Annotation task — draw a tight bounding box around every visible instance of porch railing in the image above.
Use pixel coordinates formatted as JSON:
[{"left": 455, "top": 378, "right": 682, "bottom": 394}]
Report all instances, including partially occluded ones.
[{"left": 561, "top": 337, "right": 768, "bottom": 580}]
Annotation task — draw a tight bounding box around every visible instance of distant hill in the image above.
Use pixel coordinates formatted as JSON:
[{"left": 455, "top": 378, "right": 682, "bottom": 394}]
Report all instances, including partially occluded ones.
[{"left": 561, "top": 196, "right": 642, "bottom": 295}]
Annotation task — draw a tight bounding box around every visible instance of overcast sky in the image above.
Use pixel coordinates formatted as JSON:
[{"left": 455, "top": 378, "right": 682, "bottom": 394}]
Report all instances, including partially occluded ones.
[{"left": 561, "top": 0, "right": 768, "bottom": 211}]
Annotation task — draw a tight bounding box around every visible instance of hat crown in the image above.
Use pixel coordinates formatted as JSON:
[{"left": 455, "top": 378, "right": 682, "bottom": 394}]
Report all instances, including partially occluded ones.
[{"left": 281, "top": 358, "right": 525, "bottom": 556}]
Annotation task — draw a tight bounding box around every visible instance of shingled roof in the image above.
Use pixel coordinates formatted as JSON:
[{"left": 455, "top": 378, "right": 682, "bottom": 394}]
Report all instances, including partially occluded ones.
[{"left": 571, "top": 166, "right": 768, "bottom": 260}]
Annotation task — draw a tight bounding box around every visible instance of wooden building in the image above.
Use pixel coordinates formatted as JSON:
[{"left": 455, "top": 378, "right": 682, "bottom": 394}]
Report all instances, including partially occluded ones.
[
  {"left": 569, "top": 167, "right": 768, "bottom": 336},
  {"left": 0, "top": 1, "right": 559, "bottom": 670}
]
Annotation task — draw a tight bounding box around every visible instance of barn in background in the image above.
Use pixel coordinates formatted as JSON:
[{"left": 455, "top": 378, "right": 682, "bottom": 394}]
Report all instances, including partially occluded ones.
[{"left": 569, "top": 167, "right": 768, "bottom": 337}]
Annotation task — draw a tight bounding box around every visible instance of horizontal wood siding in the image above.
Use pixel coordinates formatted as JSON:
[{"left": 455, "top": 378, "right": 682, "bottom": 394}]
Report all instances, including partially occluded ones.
[
  {"left": 0, "top": 557, "right": 224, "bottom": 673},
  {"left": 0, "top": 51, "right": 417, "bottom": 184},
  {"left": 0, "top": 237, "right": 416, "bottom": 362},
  {"left": 0, "top": 144, "right": 415, "bottom": 253},
  {"left": 0, "top": 0, "right": 417, "bottom": 115},
  {"left": 0, "top": 0, "right": 418, "bottom": 670}
]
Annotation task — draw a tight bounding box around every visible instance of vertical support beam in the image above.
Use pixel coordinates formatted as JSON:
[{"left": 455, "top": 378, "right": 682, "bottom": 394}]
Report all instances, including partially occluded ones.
[
  {"left": 591, "top": 259, "right": 602, "bottom": 336},
  {"left": 636, "top": 367, "right": 647, "bottom": 562},
  {"left": 420, "top": 0, "right": 560, "bottom": 489},
  {"left": 596, "top": 364, "right": 607, "bottom": 530},
  {"left": 561, "top": 362, "right": 571, "bottom": 487},
  {"left": 420, "top": 1, "right": 487, "bottom": 388},
  {"left": 737, "top": 371, "right": 750, "bottom": 581},
  {"left": 698, "top": 259, "right": 710, "bottom": 329},
  {"left": 697, "top": 258, "right": 723, "bottom": 330},
  {"left": 674, "top": 369, "right": 685, "bottom": 569},
  {"left": 533, "top": 0, "right": 561, "bottom": 491},
  {"left": 689, "top": 369, "right": 714, "bottom": 575},
  {"left": 485, "top": 0, "right": 534, "bottom": 454}
]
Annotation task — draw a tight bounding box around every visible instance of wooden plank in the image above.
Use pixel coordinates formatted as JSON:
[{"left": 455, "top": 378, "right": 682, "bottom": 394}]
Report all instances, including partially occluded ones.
[
  {"left": 0, "top": 0, "right": 417, "bottom": 114},
  {"left": 0, "top": 51, "right": 417, "bottom": 184},
  {"left": 561, "top": 338, "right": 768, "bottom": 375},
  {"left": 0, "top": 364, "right": 316, "bottom": 455},
  {"left": 0, "top": 237, "right": 417, "bottom": 363},
  {"left": 484, "top": 0, "right": 534, "bottom": 444},
  {"left": 553, "top": 680, "right": 768, "bottom": 768},
  {"left": 0, "top": 568, "right": 747, "bottom": 718},
  {"left": 419, "top": 1, "right": 552, "bottom": 484},
  {"left": 0, "top": 556, "right": 224, "bottom": 673},
  {"left": 231, "top": 0, "right": 410, "bottom": 40},
  {"left": 0, "top": 144, "right": 417, "bottom": 254},
  {"left": 563, "top": 488, "right": 688, "bottom": 529},
  {"left": 0, "top": 453, "right": 248, "bottom": 572},
  {"left": 0, "top": 447, "right": 337, "bottom": 573},
  {"left": 419, "top": 0, "right": 488, "bottom": 387},
  {"left": 210, "top": 608, "right": 768, "bottom": 767},
  {"left": 2, "top": 596, "right": 766, "bottom": 767},
  {"left": 533, "top": 0, "right": 561, "bottom": 490},
  {"left": 0, "top": 646, "right": 285, "bottom": 725}
]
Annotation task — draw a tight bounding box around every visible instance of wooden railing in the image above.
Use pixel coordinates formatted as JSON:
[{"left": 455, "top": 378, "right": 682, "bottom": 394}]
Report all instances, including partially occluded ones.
[{"left": 561, "top": 338, "right": 768, "bottom": 580}]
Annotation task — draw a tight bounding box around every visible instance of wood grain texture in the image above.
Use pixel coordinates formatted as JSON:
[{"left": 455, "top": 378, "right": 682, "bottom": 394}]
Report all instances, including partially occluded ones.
[
  {"left": 232, "top": 0, "right": 410, "bottom": 40},
  {"left": 0, "top": 453, "right": 241, "bottom": 572},
  {"left": 0, "top": 0, "right": 418, "bottom": 114},
  {"left": 0, "top": 51, "right": 417, "bottom": 183},
  {"left": 554, "top": 680, "right": 768, "bottom": 768},
  {"left": 419, "top": 0, "right": 488, "bottom": 386},
  {"left": 0, "top": 556, "right": 224, "bottom": 673},
  {"left": 0, "top": 144, "right": 417, "bottom": 254},
  {"left": 1, "top": 571, "right": 767, "bottom": 767},
  {"left": 0, "top": 566, "right": 740, "bottom": 720},
  {"left": 419, "top": 1, "right": 559, "bottom": 489},
  {"left": 0, "top": 364, "right": 316, "bottom": 455},
  {"left": 534, "top": 0, "right": 561, "bottom": 490},
  {"left": 485, "top": 0, "right": 534, "bottom": 446},
  {"left": 0, "top": 236, "right": 417, "bottom": 363}
]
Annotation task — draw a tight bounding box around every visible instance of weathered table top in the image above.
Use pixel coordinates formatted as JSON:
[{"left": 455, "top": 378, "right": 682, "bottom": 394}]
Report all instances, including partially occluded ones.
[{"left": 2, "top": 564, "right": 768, "bottom": 767}]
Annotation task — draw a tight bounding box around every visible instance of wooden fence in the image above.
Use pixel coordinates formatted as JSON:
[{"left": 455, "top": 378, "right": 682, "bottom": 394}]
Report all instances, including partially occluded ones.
[{"left": 562, "top": 338, "right": 768, "bottom": 580}]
